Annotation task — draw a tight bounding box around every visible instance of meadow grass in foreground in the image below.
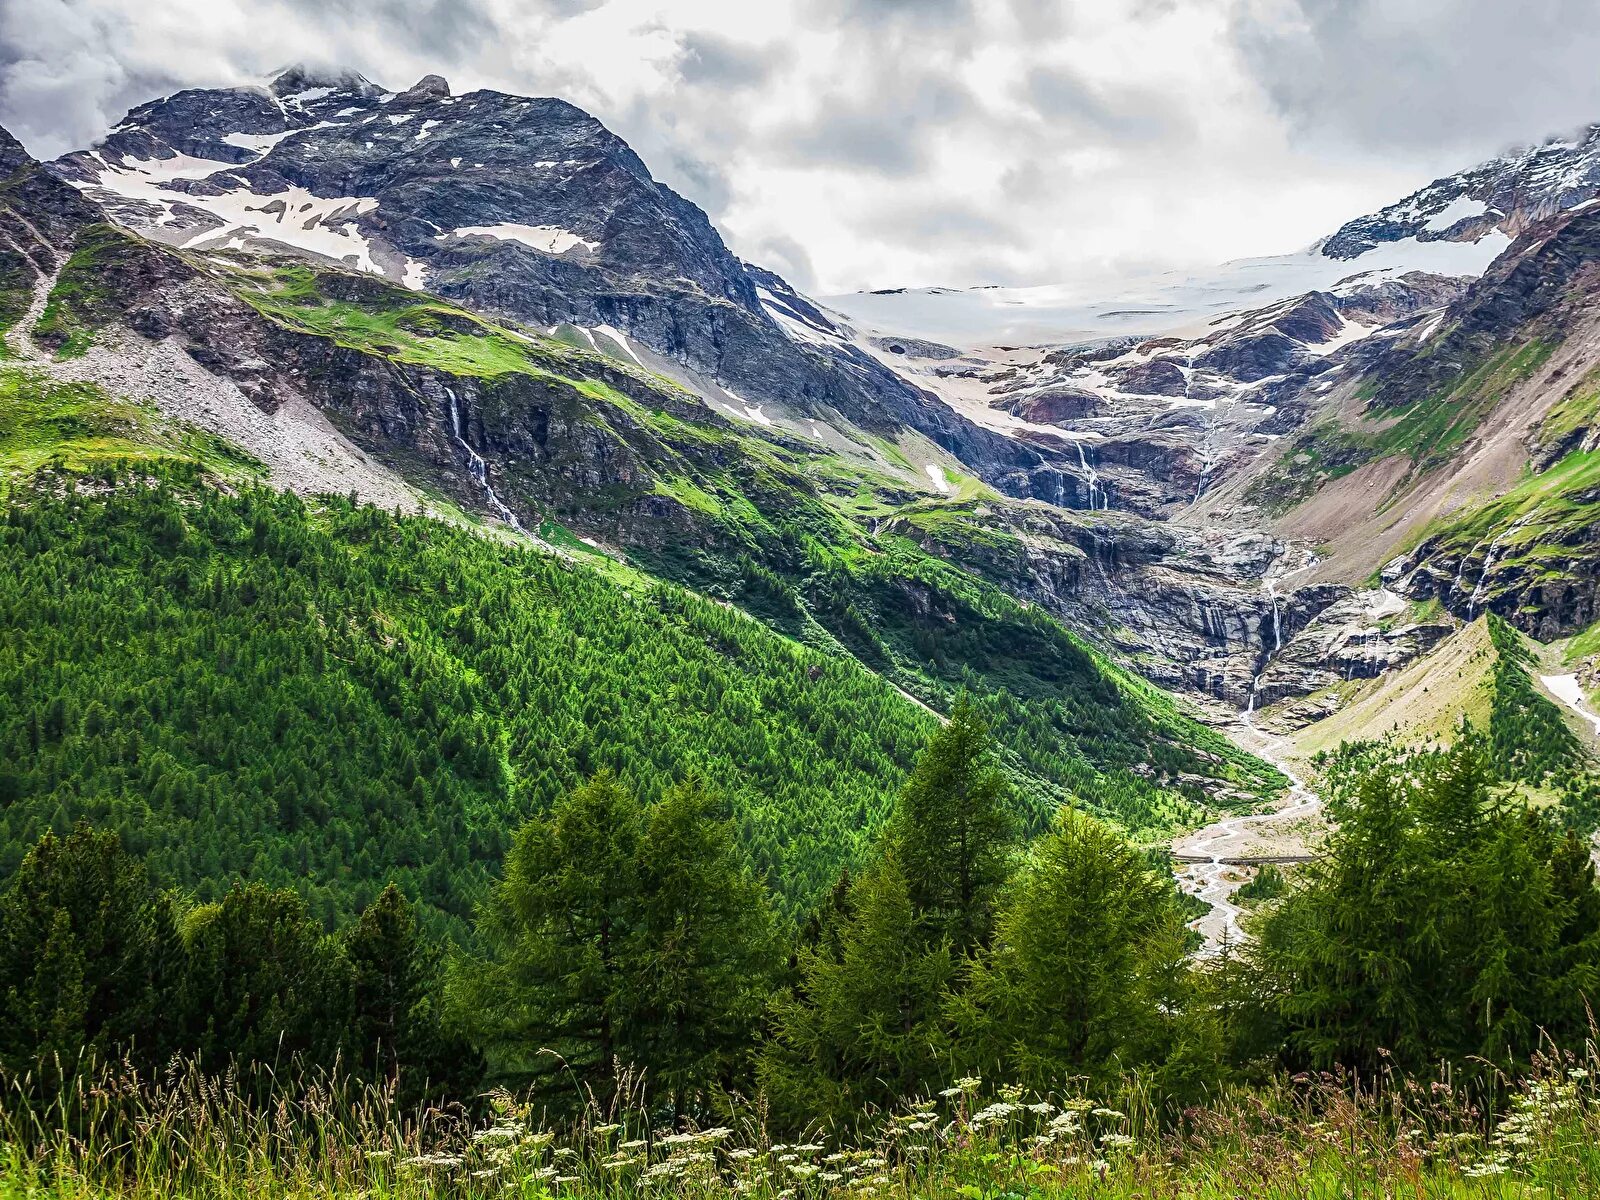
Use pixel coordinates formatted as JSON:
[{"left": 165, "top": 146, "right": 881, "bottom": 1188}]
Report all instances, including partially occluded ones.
[{"left": 4, "top": 1050, "right": 1600, "bottom": 1199}]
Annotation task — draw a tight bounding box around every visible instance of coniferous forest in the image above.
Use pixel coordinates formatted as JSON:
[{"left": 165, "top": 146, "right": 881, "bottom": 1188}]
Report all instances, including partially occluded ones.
[
  {"left": 2, "top": 456, "right": 1600, "bottom": 1199},
  {"left": 10, "top": 17, "right": 1600, "bottom": 1192}
]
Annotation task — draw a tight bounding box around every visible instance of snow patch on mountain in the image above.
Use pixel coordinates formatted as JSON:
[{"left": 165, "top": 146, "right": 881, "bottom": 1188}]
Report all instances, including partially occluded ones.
[
  {"left": 449, "top": 223, "right": 597, "bottom": 254},
  {"left": 1423, "top": 195, "right": 1492, "bottom": 232}
]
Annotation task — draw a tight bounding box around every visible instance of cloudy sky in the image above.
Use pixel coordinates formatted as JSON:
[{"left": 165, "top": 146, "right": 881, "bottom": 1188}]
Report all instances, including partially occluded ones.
[{"left": 5, "top": 0, "right": 1600, "bottom": 294}]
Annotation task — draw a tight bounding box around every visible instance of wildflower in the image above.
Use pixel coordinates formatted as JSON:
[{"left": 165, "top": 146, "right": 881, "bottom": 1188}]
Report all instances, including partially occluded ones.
[{"left": 789, "top": 1163, "right": 821, "bottom": 1178}]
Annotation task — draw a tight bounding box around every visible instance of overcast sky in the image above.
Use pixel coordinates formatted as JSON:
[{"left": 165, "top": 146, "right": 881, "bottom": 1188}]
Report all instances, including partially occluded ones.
[{"left": 6, "top": 0, "right": 1600, "bottom": 294}]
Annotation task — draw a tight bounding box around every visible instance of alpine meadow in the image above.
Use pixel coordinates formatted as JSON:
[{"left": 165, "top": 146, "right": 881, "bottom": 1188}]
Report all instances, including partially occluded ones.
[{"left": 6, "top": 4, "right": 1600, "bottom": 1198}]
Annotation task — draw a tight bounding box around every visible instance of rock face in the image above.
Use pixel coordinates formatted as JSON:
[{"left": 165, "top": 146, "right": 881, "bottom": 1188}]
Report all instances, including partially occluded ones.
[
  {"left": 1321, "top": 124, "right": 1600, "bottom": 260},
  {"left": 975, "top": 272, "right": 1470, "bottom": 517},
  {"left": 48, "top": 68, "right": 1078, "bottom": 504},
  {"left": 0, "top": 124, "right": 104, "bottom": 328},
  {"left": 882, "top": 499, "right": 1450, "bottom": 708}
]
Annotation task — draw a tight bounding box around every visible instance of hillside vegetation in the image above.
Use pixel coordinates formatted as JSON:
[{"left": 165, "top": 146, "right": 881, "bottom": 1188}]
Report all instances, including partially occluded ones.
[
  {"left": 211, "top": 259, "right": 1277, "bottom": 840},
  {"left": 0, "top": 457, "right": 952, "bottom": 933}
]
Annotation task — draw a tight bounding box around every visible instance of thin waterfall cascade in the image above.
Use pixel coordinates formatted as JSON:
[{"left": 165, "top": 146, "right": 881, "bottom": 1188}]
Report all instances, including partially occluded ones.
[
  {"left": 1242, "top": 553, "right": 1317, "bottom": 724},
  {"left": 1465, "top": 515, "right": 1537, "bottom": 619},
  {"left": 445, "top": 389, "right": 525, "bottom": 534},
  {"left": 1074, "top": 440, "right": 1109, "bottom": 511}
]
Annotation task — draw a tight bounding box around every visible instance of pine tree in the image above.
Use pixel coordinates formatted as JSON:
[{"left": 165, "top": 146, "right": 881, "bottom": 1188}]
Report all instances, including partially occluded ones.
[
  {"left": 890, "top": 697, "right": 1017, "bottom": 954},
  {"left": 455, "top": 772, "right": 644, "bottom": 1102},
  {"left": 955, "top": 810, "right": 1201, "bottom": 1091},
  {"left": 626, "top": 776, "right": 779, "bottom": 1120},
  {"left": 759, "top": 852, "right": 957, "bottom": 1124},
  {"left": 182, "top": 883, "right": 352, "bottom": 1076},
  {"left": 1251, "top": 737, "right": 1600, "bottom": 1074},
  {"left": 0, "top": 824, "right": 185, "bottom": 1075},
  {"left": 346, "top": 884, "right": 483, "bottom": 1104}
]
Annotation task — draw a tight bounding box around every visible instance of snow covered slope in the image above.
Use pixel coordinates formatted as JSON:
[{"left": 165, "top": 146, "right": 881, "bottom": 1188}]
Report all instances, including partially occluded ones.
[
  {"left": 827, "top": 124, "right": 1600, "bottom": 350},
  {"left": 822, "top": 236, "right": 1509, "bottom": 349}
]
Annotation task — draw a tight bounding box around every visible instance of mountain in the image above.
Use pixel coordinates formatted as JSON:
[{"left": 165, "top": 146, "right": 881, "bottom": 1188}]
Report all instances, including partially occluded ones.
[
  {"left": 48, "top": 66, "right": 1072, "bottom": 504},
  {"left": 0, "top": 100, "right": 1287, "bottom": 932},
  {"left": 1207, "top": 202, "right": 1600, "bottom": 637},
  {"left": 821, "top": 125, "right": 1600, "bottom": 351},
  {"left": 15, "top": 60, "right": 1600, "bottom": 839},
  {"left": 1321, "top": 125, "right": 1600, "bottom": 260}
]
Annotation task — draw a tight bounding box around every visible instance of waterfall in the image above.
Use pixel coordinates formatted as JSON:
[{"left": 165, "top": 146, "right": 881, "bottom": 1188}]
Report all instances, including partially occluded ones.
[
  {"left": 1075, "top": 440, "right": 1108, "bottom": 510},
  {"left": 446, "top": 389, "right": 525, "bottom": 533},
  {"left": 1242, "top": 552, "right": 1316, "bottom": 724},
  {"left": 1465, "top": 515, "right": 1536, "bottom": 619}
]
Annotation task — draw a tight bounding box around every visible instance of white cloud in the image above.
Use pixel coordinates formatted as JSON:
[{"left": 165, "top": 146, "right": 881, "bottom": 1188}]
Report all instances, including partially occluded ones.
[{"left": 4, "top": 0, "right": 1600, "bottom": 293}]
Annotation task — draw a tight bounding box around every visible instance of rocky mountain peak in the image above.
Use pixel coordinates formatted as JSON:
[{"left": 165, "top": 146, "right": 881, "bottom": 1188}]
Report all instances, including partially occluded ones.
[
  {"left": 395, "top": 74, "right": 451, "bottom": 104},
  {"left": 266, "top": 64, "right": 383, "bottom": 100},
  {"left": 1320, "top": 123, "right": 1600, "bottom": 262}
]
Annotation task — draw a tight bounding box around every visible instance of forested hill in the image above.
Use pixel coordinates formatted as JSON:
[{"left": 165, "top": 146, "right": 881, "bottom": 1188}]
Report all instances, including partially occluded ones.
[{"left": 0, "top": 462, "right": 945, "bottom": 934}]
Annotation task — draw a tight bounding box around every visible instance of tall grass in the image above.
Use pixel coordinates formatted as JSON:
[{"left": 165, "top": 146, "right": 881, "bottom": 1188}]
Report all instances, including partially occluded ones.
[{"left": 3, "top": 1045, "right": 1599, "bottom": 1198}]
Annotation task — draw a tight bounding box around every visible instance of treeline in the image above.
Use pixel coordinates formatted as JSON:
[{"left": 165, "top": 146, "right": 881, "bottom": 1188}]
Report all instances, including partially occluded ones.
[
  {"left": 6, "top": 702, "right": 1599, "bottom": 1132},
  {"left": 1486, "top": 614, "right": 1600, "bottom": 828}
]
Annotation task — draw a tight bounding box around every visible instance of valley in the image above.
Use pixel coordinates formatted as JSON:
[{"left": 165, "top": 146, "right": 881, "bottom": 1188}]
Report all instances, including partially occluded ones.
[
  {"left": 7, "top": 63, "right": 1600, "bottom": 942},
  {"left": 3, "top": 47, "right": 1600, "bottom": 1196}
]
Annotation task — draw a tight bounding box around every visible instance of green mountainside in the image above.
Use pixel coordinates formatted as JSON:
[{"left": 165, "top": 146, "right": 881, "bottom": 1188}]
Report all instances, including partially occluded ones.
[{"left": 0, "top": 362, "right": 1273, "bottom": 936}]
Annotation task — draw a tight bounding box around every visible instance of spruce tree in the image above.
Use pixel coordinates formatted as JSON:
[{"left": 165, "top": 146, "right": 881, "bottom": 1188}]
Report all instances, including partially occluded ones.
[
  {"left": 890, "top": 697, "right": 1017, "bottom": 954},
  {"left": 759, "top": 706, "right": 1017, "bottom": 1124},
  {"left": 1252, "top": 737, "right": 1600, "bottom": 1074},
  {"left": 455, "top": 772, "right": 644, "bottom": 1101},
  {"left": 0, "top": 823, "right": 185, "bottom": 1075}
]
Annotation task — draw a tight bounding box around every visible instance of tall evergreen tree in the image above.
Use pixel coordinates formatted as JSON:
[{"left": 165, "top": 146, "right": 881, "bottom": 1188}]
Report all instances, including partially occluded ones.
[
  {"left": 626, "top": 776, "right": 779, "bottom": 1119},
  {"left": 0, "top": 824, "right": 185, "bottom": 1074},
  {"left": 1251, "top": 738, "right": 1600, "bottom": 1074},
  {"left": 954, "top": 810, "right": 1205, "bottom": 1092},
  {"left": 758, "top": 704, "right": 1017, "bottom": 1124},
  {"left": 345, "top": 884, "right": 483, "bottom": 1105},
  {"left": 182, "top": 883, "right": 352, "bottom": 1076},
  {"left": 890, "top": 697, "right": 1017, "bottom": 954},
  {"left": 759, "top": 852, "right": 957, "bottom": 1123},
  {"left": 454, "top": 772, "right": 645, "bottom": 1101}
]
